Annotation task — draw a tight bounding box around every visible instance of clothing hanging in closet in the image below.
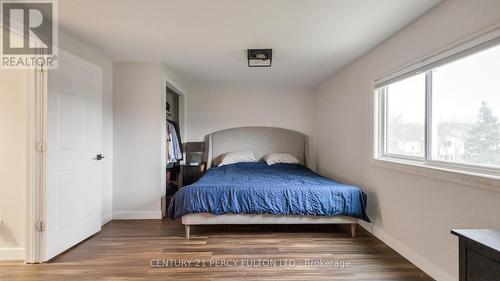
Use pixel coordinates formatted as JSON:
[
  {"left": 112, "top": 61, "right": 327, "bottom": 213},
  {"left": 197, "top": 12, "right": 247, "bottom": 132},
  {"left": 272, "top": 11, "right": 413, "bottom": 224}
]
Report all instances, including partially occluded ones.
[{"left": 167, "top": 120, "right": 183, "bottom": 163}]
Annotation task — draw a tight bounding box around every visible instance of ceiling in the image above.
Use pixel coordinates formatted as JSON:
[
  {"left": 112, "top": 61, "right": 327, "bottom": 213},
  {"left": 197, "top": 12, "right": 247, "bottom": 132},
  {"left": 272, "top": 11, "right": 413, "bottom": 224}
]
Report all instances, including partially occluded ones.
[{"left": 58, "top": 0, "right": 441, "bottom": 87}]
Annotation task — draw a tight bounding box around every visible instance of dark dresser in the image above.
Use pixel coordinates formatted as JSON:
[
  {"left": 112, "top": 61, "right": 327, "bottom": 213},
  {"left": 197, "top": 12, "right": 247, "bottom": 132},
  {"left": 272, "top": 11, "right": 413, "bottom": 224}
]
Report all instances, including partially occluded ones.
[{"left": 451, "top": 229, "right": 500, "bottom": 281}]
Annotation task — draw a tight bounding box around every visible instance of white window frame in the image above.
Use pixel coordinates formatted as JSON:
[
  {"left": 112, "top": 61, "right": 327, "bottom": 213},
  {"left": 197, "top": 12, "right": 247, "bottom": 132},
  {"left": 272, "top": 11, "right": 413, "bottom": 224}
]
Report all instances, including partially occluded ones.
[
  {"left": 374, "top": 33, "right": 500, "bottom": 180},
  {"left": 376, "top": 79, "right": 426, "bottom": 163}
]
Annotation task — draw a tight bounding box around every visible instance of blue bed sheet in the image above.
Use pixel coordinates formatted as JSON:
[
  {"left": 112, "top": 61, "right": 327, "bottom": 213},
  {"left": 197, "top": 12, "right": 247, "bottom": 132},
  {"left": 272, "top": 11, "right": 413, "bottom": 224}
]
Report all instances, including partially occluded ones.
[{"left": 168, "top": 162, "right": 370, "bottom": 222}]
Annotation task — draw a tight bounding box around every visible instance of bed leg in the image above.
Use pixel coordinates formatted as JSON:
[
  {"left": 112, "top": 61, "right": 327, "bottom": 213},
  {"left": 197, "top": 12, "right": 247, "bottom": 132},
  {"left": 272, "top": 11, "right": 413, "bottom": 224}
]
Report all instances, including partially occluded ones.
[
  {"left": 350, "top": 224, "right": 356, "bottom": 238},
  {"left": 185, "top": 224, "right": 190, "bottom": 239}
]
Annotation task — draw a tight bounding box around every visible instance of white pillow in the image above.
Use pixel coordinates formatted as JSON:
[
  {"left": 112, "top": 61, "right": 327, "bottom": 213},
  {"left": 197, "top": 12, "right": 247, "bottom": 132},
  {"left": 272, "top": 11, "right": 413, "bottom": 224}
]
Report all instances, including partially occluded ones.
[
  {"left": 263, "top": 153, "right": 300, "bottom": 165},
  {"left": 218, "top": 151, "right": 257, "bottom": 166}
]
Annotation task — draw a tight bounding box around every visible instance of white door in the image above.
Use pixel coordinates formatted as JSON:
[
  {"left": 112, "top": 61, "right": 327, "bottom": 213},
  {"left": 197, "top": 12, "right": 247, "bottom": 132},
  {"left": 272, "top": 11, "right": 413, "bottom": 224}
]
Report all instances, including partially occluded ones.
[{"left": 45, "top": 50, "right": 103, "bottom": 260}]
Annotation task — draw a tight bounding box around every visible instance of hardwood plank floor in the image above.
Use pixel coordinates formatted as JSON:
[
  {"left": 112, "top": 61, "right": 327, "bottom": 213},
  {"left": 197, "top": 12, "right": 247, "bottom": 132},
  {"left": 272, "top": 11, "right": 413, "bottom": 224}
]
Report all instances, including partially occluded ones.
[{"left": 0, "top": 220, "right": 433, "bottom": 280}]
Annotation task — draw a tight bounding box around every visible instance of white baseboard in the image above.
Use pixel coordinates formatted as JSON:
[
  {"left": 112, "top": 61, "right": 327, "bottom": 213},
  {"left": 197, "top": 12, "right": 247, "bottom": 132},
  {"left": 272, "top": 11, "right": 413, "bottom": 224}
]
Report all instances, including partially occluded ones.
[
  {"left": 358, "top": 221, "right": 454, "bottom": 281},
  {"left": 112, "top": 211, "right": 162, "bottom": 220},
  {"left": 0, "top": 248, "right": 24, "bottom": 261},
  {"left": 102, "top": 213, "right": 113, "bottom": 225}
]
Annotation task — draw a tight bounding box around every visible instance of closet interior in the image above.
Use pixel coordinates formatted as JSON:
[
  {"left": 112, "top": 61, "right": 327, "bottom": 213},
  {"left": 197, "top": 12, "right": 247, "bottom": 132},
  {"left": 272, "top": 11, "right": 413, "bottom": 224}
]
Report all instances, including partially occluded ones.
[{"left": 165, "top": 86, "right": 182, "bottom": 209}]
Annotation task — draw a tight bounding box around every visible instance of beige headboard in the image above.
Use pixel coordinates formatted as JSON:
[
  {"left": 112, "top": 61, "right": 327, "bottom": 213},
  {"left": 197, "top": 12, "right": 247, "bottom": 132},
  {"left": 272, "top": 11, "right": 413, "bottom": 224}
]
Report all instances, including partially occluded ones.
[{"left": 204, "top": 126, "right": 309, "bottom": 169}]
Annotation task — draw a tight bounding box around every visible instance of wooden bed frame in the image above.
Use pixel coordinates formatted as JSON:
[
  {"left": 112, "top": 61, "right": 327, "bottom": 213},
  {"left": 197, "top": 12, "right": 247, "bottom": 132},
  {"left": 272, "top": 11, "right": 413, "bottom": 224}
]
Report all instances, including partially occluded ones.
[
  {"left": 181, "top": 127, "right": 360, "bottom": 239},
  {"left": 182, "top": 213, "right": 358, "bottom": 238}
]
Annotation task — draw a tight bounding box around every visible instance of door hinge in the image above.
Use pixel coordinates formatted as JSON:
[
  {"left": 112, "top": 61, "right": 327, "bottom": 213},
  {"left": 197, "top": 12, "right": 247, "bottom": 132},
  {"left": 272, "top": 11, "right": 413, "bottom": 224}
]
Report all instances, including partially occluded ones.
[
  {"left": 36, "top": 141, "right": 47, "bottom": 152},
  {"left": 35, "top": 221, "right": 45, "bottom": 232}
]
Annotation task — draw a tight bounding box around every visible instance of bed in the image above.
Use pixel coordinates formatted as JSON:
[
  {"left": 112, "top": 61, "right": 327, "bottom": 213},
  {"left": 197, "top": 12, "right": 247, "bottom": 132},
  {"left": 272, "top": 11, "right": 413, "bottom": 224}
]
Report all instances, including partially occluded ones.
[{"left": 167, "top": 127, "right": 370, "bottom": 238}]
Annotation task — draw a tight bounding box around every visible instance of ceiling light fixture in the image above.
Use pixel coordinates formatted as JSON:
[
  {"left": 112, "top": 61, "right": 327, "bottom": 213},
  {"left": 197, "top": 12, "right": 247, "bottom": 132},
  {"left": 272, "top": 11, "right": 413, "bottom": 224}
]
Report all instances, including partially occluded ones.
[{"left": 247, "top": 49, "right": 272, "bottom": 67}]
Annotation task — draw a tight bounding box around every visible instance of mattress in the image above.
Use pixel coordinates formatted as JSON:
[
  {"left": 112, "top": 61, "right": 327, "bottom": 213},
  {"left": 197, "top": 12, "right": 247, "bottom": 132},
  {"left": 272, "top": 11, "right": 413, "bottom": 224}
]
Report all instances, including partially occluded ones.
[{"left": 167, "top": 162, "right": 370, "bottom": 222}]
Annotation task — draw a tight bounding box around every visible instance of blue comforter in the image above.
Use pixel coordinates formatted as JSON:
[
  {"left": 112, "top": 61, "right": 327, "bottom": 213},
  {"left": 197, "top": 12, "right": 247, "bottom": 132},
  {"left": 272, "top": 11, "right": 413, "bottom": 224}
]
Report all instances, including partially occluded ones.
[{"left": 168, "top": 162, "right": 370, "bottom": 222}]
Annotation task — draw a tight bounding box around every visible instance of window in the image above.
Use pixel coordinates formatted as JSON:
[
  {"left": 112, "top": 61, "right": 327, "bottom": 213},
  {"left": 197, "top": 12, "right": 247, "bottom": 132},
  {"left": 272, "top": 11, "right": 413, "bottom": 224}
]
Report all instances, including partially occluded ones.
[
  {"left": 385, "top": 73, "right": 425, "bottom": 159},
  {"left": 376, "top": 39, "right": 500, "bottom": 175}
]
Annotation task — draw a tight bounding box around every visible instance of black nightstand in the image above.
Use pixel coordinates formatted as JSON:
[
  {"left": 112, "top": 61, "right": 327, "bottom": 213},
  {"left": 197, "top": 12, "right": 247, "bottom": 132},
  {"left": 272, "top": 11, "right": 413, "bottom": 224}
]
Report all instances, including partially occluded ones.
[
  {"left": 451, "top": 229, "right": 500, "bottom": 281},
  {"left": 180, "top": 162, "right": 206, "bottom": 187}
]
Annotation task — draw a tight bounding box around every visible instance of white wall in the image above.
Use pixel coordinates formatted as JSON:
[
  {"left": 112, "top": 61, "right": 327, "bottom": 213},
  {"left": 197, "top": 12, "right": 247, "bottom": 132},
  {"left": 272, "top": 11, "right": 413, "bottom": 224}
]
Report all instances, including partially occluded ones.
[
  {"left": 315, "top": 1, "right": 500, "bottom": 280},
  {"left": 185, "top": 85, "right": 316, "bottom": 167},
  {"left": 113, "top": 62, "right": 188, "bottom": 219},
  {"left": 186, "top": 85, "right": 316, "bottom": 141},
  {"left": 113, "top": 62, "right": 163, "bottom": 219},
  {"left": 59, "top": 32, "right": 114, "bottom": 223},
  {"left": 0, "top": 69, "right": 30, "bottom": 260}
]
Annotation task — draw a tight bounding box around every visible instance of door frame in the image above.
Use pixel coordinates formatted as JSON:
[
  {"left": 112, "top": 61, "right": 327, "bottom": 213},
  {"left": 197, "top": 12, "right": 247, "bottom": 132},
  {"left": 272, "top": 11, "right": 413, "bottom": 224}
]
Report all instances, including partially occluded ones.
[
  {"left": 25, "top": 61, "right": 47, "bottom": 263},
  {"left": 161, "top": 75, "right": 187, "bottom": 217}
]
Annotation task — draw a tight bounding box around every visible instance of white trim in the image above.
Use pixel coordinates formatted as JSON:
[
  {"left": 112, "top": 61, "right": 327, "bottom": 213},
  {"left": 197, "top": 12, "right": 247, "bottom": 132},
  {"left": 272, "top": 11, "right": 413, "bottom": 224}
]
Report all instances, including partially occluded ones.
[
  {"left": 0, "top": 248, "right": 25, "bottom": 261},
  {"left": 371, "top": 158, "right": 500, "bottom": 193},
  {"left": 112, "top": 211, "right": 162, "bottom": 220},
  {"left": 358, "top": 221, "right": 454, "bottom": 281},
  {"left": 101, "top": 213, "right": 113, "bottom": 225},
  {"left": 37, "top": 60, "right": 48, "bottom": 263},
  {"left": 161, "top": 81, "right": 167, "bottom": 223},
  {"left": 26, "top": 48, "right": 47, "bottom": 264},
  {"left": 165, "top": 78, "right": 186, "bottom": 97},
  {"left": 25, "top": 66, "right": 37, "bottom": 264}
]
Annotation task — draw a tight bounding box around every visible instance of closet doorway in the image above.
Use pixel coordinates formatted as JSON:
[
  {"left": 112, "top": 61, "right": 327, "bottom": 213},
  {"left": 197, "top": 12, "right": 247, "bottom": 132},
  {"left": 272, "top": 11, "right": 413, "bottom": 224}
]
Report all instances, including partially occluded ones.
[{"left": 161, "top": 83, "right": 184, "bottom": 217}]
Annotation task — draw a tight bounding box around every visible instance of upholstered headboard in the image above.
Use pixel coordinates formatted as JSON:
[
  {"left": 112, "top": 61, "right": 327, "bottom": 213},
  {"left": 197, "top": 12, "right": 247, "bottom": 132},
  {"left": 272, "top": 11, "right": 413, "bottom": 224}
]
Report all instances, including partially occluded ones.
[{"left": 204, "top": 126, "right": 309, "bottom": 169}]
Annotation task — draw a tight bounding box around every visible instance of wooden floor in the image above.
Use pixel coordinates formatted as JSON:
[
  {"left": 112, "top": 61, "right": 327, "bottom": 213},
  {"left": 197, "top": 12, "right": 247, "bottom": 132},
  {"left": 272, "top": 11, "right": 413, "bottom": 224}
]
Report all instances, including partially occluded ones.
[{"left": 0, "top": 220, "right": 433, "bottom": 281}]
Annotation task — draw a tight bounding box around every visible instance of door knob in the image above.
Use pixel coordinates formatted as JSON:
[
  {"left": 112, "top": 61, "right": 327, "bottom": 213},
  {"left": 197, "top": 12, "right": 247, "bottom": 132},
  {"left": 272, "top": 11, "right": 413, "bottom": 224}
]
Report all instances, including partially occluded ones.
[{"left": 93, "top": 154, "right": 104, "bottom": 160}]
